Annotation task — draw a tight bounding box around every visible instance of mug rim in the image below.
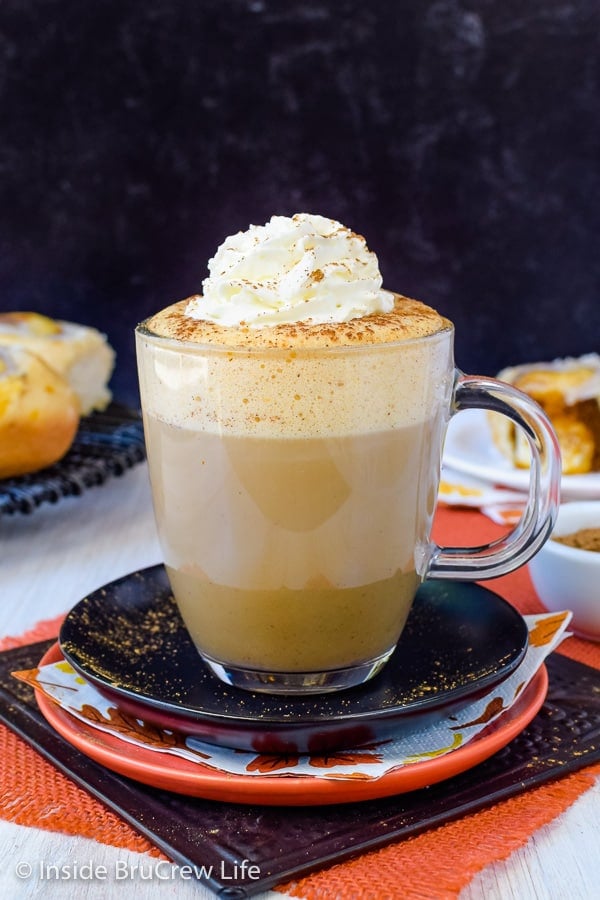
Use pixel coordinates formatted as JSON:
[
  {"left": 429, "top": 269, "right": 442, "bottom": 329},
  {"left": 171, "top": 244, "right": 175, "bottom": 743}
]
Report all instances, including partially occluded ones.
[{"left": 135, "top": 317, "right": 455, "bottom": 358}]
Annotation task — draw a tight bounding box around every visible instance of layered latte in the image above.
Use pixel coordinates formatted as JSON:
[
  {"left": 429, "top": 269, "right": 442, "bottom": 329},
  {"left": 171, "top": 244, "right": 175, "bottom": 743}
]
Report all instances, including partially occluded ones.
[{"left": 137, "top": 214, "right": 453, "bottom": 688}]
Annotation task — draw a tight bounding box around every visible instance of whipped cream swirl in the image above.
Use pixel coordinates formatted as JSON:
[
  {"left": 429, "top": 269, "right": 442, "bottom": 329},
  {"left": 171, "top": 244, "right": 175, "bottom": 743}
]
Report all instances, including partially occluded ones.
[{"left": 186, "top": 213, "right": 394, "bottom": 327}]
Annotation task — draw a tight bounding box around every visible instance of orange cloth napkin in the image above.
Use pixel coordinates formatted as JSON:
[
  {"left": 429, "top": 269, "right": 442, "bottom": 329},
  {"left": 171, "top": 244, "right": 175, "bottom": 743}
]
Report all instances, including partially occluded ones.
[{"left": 1, "top": 506, "right": 599, "bottom": 900}]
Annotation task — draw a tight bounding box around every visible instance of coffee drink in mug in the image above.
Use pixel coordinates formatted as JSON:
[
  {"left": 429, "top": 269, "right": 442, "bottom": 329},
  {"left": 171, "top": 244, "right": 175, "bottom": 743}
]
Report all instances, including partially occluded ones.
[{"left": 136, "top": 214, "right": 560, "bottom": 694}]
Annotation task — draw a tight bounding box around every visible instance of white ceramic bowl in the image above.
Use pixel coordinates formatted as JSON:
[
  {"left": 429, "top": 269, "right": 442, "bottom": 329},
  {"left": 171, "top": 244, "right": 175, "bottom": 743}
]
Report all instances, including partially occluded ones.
[{"left": 529, "top": 501, "right": 600, "bottom": 641}]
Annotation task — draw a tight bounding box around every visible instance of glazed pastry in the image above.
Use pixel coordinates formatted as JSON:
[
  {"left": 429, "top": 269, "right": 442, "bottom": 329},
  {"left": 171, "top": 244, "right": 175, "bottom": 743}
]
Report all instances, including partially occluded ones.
[
  {"left": 0, "top": 312, "right": 115, "bottom": 415},
  {"left": 488, "top": 354, "right": 600, "bottom": 475},
  {"left": 0, "top": 345, "right": 80, "bottom": 479}
]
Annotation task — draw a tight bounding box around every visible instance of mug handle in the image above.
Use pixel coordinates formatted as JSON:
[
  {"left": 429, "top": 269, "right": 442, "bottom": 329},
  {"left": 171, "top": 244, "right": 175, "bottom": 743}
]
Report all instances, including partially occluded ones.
[{"left": 426, "top": 373, "right": 562, "bottom": 580}]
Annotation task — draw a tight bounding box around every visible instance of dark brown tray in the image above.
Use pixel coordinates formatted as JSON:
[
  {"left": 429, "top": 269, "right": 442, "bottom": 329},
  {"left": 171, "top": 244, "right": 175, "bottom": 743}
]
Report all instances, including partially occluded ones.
[{"left": 1, "top": 640, "right": 599, "bottom": 897}]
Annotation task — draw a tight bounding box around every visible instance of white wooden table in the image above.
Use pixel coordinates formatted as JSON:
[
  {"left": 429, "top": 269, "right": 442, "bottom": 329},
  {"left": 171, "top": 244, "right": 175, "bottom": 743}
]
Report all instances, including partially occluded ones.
[{"left": 1, "top": 462, "right": 598, "bottom": 899}]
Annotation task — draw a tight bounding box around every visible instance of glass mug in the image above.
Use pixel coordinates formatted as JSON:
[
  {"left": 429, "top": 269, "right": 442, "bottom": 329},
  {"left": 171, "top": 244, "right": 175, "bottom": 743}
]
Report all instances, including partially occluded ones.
[{"left": 136, "top": 319, "right": 561, "bottom": 694}]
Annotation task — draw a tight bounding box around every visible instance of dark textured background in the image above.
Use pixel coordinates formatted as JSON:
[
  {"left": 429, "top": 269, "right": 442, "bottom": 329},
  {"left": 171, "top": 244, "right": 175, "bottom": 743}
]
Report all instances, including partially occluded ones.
[{"left": 1, "top": 0, "right": 599, "bottom": 405}]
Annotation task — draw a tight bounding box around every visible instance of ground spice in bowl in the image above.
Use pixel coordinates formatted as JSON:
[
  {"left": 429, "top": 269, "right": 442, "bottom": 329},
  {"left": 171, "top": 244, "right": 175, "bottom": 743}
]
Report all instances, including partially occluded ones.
[{"left": 553, "top": 527, "right": 600, "bottom": 552}]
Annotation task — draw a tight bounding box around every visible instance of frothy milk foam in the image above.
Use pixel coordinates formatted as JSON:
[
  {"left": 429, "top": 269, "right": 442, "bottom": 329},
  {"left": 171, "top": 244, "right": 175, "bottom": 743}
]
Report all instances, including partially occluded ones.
[{"left": 137, "top": 215, "right": 453, "bottom": 675}]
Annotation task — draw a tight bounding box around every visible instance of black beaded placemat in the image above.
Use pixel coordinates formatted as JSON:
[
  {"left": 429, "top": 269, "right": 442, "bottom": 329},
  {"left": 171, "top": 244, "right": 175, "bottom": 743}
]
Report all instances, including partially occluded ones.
[
  {"left": 0, "top": 402, "right": 146, "bottom": 516},
  {"left": 0, "top": 640, "right": 599, "bottom": 897}
]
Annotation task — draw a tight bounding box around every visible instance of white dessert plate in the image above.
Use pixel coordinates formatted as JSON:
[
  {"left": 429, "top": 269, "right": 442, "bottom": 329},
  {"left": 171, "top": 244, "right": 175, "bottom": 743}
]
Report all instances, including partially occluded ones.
[{"left": 443, "top": 409, "right": 600, "bottom": 500}]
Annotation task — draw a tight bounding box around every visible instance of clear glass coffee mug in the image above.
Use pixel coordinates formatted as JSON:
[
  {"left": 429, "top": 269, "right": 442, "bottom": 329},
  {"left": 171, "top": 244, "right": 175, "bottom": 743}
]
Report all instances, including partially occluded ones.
[{"left": 136, "top": 320, "right": 561, "bottom": 694}]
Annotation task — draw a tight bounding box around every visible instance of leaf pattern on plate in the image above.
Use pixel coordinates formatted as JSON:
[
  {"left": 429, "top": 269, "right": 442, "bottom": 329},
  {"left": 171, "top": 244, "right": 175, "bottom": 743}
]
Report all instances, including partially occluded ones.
[
  {"left": 451, "top": 696, "right": 506, "bottom": 730},
  {"left": 12, "top": 668, "right": 41, "bottom": 689},
  {"left": 403, "top": 732, "right": 463, "bottom": 763},
  {"left": 246, "top": 753, "right": 300, "bottom": 773},
  {"left": 308, "top": 748, "right": 384, "bottom": 769},
  {"left": 529, "top": 613, "right": 571, "bottom": 647},
  {"left": 77, "top": 703, "right": 194, "bottom": 750}
]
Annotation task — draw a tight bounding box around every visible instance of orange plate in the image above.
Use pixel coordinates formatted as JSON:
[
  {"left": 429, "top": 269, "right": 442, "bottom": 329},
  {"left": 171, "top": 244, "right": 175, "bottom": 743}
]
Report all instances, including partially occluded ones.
[{"left": 35, "top": 644, "right": 548, "bottom": 806}]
